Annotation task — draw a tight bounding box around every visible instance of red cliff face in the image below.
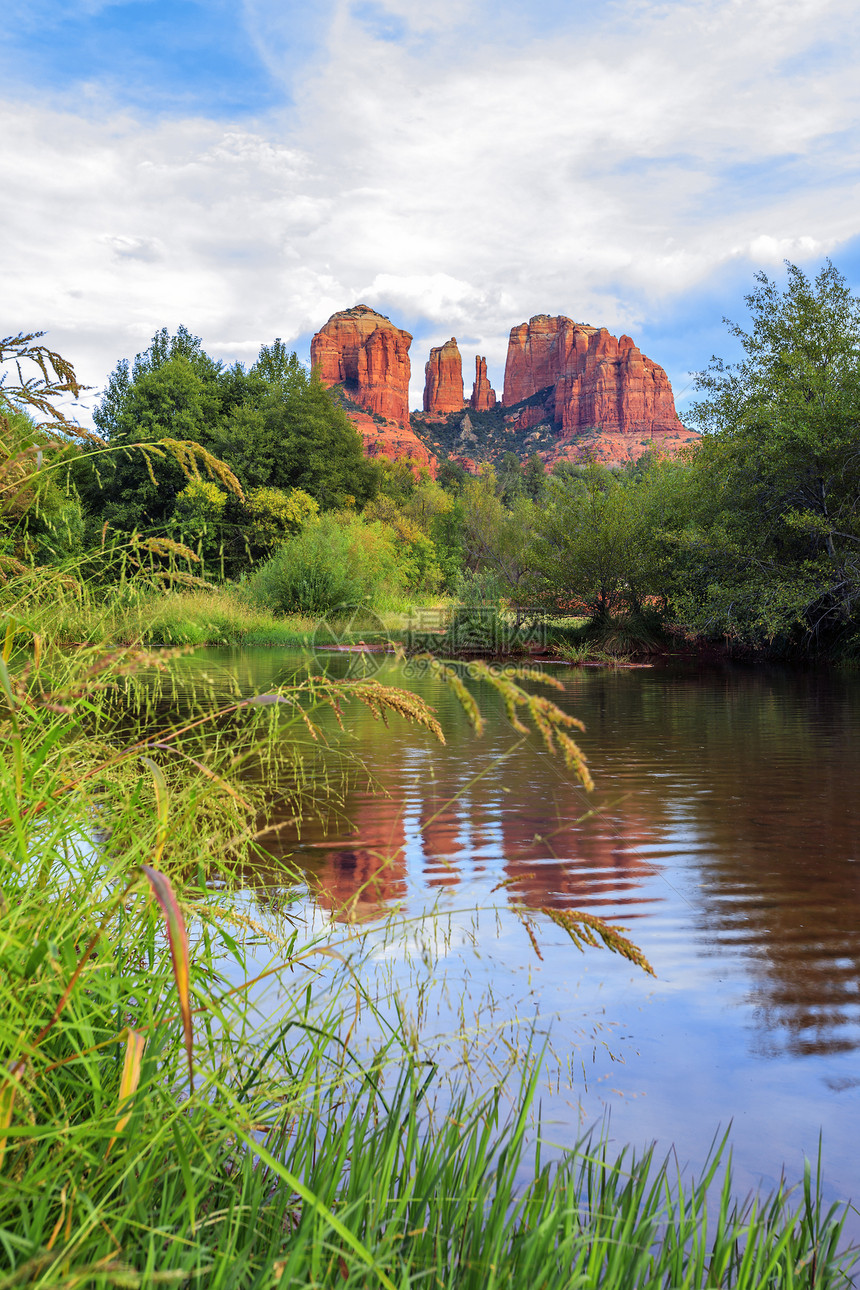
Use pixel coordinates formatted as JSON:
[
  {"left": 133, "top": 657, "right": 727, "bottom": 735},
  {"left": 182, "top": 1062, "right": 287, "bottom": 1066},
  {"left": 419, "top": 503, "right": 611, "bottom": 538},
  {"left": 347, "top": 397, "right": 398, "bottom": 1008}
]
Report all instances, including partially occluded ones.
[
  {"left": 503, "top": 314, "right": 685, "bottom": 438},
  {"left": 311, "top": 303, "right": 436, "bottom": 471},
  {"left": 423, "top": 337, "right": 464, "bottom": 416},
  {"left": 470, "top": 356, "right": 496, "bottom": 411},
  {"left": 503, "top": 315, "right": 575, "bottom": 405},
  {"left": 311, "top": 304, "right": 412, "bottom": 427}
]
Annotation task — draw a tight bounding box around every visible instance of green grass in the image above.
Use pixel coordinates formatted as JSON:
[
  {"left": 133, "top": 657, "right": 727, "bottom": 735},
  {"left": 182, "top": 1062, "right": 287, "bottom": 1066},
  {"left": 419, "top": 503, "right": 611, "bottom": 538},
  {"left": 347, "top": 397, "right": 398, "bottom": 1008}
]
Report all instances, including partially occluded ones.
[
  {"left": 107, "top": 586, "right": 318, "bottom": 647},
  {"left": 0, "top": 622, "right": 856, "bottom": 1287},
  {"left": 3, "top": 560, "right": 456, "bottom": 651},
  {"left": 3, "top": 569, "right": 318, "bottom": 648}
]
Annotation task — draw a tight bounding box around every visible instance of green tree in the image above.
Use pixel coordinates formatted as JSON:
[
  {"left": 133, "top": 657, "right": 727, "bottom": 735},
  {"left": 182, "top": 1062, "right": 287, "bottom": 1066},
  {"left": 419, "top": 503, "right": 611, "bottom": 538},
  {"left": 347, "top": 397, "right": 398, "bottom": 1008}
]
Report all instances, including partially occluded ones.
[
  {"left": 461, "top": 468, "right": 539, "bottom": 616},
  {"left": 247, "top": 512, "right": 402, "bottom": 615},
  {"left": 522, "top": 451, "right": 547, "bottom": 503},
  {"left": 532, "top": 464, "right": 657, "bottom": 620},
  {"left": 678, "top": 260, "right": 860, "bottom": 653},
  {"left": 81, "top": 330, "right": 379, "bottom": 553},
  {"left": 436, "top": 458, "right": 469, "bottom": 494},
  {"left": 171, "top": 477, "right": 229, "bottom": 566},
  {"left": 244, "top": 486, "right": 319, "bottom": 553},
  {"left": 213, "top": 344, "right": 379, "bottom": 510},
  {"left": 78, "top": 327, "right": 225, "bottom": 535},
  {"left": 0, "top": 333, "right": 89, "bottom": 569},
  {"left": 497, "top": 452, "right": 523, "bottom": 506}
]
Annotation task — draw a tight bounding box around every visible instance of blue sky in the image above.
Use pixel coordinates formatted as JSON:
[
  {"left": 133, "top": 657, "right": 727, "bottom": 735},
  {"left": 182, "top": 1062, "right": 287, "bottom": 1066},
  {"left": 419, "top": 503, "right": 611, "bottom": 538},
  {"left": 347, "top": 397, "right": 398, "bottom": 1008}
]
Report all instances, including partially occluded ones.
[{"left": 2, "top": 0, "right": 860, "bottom": 416}]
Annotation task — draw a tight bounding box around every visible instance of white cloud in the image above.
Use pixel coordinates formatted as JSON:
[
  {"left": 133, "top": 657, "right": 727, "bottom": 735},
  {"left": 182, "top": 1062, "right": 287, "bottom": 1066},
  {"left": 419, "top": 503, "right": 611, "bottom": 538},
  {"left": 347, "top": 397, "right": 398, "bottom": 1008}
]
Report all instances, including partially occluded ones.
[
  {"left": 746, "top": 234, "right": 828, "bottom": 264},
  {"left": 2, "top": 0, "right": 860, "bottom": 414}
]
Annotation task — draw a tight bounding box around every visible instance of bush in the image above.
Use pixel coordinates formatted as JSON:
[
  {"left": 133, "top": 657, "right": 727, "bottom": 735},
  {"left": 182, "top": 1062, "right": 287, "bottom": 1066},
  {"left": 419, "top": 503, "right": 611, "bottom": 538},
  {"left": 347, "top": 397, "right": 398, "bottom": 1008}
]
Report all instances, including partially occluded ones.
[{"left": 247, "top": 512, "right": 404, "bottom": 616}]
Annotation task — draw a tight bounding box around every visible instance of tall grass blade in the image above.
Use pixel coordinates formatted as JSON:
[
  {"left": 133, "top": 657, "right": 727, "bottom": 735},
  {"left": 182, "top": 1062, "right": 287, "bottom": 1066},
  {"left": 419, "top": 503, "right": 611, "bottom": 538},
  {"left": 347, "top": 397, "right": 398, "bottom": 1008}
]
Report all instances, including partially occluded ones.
[
  {"left": 211, "top": 1109, "right": 399, "bottom": 1290},
  {"left": 106, "top": 1029, "right": 146, "bottom": 1156},
  {"left": 0, "top": 1061, "right": 26, "bottom": 1173},
  {"left": 141, "top": 755, "right": 169, "bottom": 866},
  {"left": 141, "top": 866, "right": 194, "bottom": 1092}
]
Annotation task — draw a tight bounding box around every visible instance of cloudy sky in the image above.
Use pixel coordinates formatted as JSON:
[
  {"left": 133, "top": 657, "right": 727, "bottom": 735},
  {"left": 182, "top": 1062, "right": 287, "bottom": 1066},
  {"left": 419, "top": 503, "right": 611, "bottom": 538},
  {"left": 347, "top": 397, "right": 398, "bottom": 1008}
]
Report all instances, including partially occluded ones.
[{"left": 3, "top": 0, "right": 860, "bottom": 419}]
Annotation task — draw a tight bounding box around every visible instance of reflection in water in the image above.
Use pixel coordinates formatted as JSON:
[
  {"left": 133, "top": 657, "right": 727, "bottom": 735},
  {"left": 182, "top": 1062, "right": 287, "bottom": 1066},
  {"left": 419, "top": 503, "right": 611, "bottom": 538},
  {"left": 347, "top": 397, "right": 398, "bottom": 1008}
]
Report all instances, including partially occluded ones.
[
  {"left": 498, "top": 779, "right": 660, "bottom": 914},
  {"left": 266, "top": 743, "right": 662, "bottom": 925},
  {"left": 576, "top": 667, "right": 860, "bottom": 1059},
  {"left": 206, "top": 653, "right": 860, "bottom": 1064},
  {"left": 175, "top": 650, "right": 860, "bottom": 1063}
]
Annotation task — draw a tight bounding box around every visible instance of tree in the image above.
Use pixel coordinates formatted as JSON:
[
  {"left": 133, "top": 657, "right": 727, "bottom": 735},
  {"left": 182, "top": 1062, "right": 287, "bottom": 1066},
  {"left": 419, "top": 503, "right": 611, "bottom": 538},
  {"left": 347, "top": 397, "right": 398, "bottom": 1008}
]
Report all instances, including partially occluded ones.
[
  {"left": 532, "top": 464, "right": 656, "bottom": 620},
  {"left": 212, "top": 345, "right": 379, "bottom": 510},
  {"left": 679, "top": 260, "right": 860, "bottom": 652},
  {"left": 171, "top": 478, "right": 229, "bottom": 565},
  {"left": 522, "top": 451, "right": 547, "bottom": 503},
  {"left": 244, "top": 486, "right": 319, "bottom": 553},
  {"left": 497, "top": 452, "right": 523, "bottom": 506},
  {"left": 436, "top": 458, "right": 468, "bottom": 494},
  {"left": 461, "top": 468, "right": 539, "bottom": 617},
  {"left": 84, "top": 354, "right": 223, "bottom": 532}
]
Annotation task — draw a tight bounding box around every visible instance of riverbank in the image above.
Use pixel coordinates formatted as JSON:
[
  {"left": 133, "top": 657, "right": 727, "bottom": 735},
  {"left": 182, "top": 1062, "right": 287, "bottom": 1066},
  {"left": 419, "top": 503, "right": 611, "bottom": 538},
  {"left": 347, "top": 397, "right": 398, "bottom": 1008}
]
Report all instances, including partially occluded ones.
[{"left": 10, "top": 568, "right": 833, "bottom": 668}]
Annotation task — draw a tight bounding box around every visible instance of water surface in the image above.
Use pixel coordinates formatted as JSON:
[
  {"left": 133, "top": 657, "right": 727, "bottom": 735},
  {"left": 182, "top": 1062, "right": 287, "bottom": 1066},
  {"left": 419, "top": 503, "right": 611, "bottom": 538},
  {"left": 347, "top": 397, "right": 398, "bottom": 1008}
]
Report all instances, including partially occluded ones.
[{"left": 186, "top": 649, "right": 860, "bottom": 1213}]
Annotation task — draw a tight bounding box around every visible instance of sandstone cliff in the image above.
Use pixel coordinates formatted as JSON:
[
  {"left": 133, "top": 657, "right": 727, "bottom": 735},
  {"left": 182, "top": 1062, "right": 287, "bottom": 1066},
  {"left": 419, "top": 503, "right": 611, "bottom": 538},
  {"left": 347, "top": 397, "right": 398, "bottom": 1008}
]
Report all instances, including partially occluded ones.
[
  {"left": 469, "top": 356, "right": 496, "bottom": 411},
  {"left": 311, "top": 303, "right": 696, "bottom": 475},
  {"left": 311, "top": 304, "right": 435, "bottom": 470},
  {"left": 311, "top": 304, "right": 412, "bottom": 428},
  {"left": 502, "top": 314, "right": 685, "bottom": 439},
  {"left": 423, "top": 337, "right": 464, "bottom": 416}
]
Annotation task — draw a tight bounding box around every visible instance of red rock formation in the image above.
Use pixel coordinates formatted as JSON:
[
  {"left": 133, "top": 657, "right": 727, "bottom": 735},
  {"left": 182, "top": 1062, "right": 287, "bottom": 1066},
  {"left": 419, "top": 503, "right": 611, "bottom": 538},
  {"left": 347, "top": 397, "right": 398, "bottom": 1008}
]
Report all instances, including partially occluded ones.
[
  {"left": 311, "top": 303, "right": 412, "bottom": 427},
  {"left": 543, "top": 427, "right": 700, "bottom": 470},
  {"left": 503, "top": 315, "right": 573, "bottom": 405},
  {"left": 451, "top": 455, "right": 479, "bottom": 474},
  {"left": 311, "top": 303, "right": 436, "bottom": 472},
  {"left": 423, "top": 337, "right": 464, "bottom": 416},
  {"left": 502, "top": 314, "right": 685, "bottom": 438},
  {"left": 469, "top": 356, "right": 496, "bottom": 411}
]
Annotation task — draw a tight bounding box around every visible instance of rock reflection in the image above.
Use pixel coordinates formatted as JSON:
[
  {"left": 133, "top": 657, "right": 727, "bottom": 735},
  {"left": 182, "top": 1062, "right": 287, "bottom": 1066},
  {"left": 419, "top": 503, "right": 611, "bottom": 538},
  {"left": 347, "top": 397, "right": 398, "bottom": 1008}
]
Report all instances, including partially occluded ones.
[
  {"left": 288, "top": 793, "right": 409, "bottom": 923},
  {"left": 265, "top": 764, "right": 659, "bottom": 925},
  {"left": 498, "top": 790, "right": 660, "bottom": 914}
]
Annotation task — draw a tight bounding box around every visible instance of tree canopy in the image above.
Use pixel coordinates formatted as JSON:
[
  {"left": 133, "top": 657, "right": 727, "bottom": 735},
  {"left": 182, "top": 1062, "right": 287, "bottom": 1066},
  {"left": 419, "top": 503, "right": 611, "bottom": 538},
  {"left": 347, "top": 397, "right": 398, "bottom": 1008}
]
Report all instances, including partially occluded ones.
[
  {"left": 72, "top": 328, "right": 380, "bottom": 571},
  {"left": 677, "top": 260, "right": 860, "bottom": 651}
]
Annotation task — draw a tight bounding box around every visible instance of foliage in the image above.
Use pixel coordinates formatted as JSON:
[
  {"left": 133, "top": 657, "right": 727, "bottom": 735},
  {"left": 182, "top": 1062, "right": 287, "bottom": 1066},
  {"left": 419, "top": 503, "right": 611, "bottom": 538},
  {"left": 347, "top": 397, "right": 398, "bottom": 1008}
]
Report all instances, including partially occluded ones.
[
  {"left": 213, "top": 344, "right": 379, "bottom": 512},
  {"left": 375, "top": 457, "right": 424, "bottom": 506},
  {"left": 171, "top": 476, "right": 228, "bottom": 562},
  {"left": 0, "top": 333, "right": 94, "bottom": 569},
  {"left": 678, "top": 260, "right": 860, "bottom": 653},
  {"left": 247, "top": 511, "right": 405, "bottom": 616},
  {"left": 436, "top": 457, "right": 469, "bottom": 493},
  {"left": 461, "top": 468, "right": 539, "bottom": 616},
  {"left": 532, "top": 462, "right": 663, "bottom": 621},
  {"left": 83, "top": 340, "right": 224, "bottom": 533},
  {"left": 80, "top": 330, "right": 378, "bottom": 557},
  {"left": 363, "top": 488, "right": 449, "bottom": 593},
  {"left": 497, "top": 450, "right": 547, "bottom": 506},
  {"left": 0, "top": 561, "right": 319, "bottom": 647},
  {"left": 244, "top": 485, "right": 319, "bottom": 553}
]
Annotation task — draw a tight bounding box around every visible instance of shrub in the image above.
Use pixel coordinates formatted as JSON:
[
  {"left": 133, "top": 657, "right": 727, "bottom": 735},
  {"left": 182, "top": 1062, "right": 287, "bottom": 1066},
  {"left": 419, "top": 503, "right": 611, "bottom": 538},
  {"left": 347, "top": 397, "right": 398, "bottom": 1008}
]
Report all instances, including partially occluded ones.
[
  {"left": 245, "top": 485, "right": 319, "bottom": 551},
  {"left": 247, "top": 512, "right": 404, "bottom": 615}
]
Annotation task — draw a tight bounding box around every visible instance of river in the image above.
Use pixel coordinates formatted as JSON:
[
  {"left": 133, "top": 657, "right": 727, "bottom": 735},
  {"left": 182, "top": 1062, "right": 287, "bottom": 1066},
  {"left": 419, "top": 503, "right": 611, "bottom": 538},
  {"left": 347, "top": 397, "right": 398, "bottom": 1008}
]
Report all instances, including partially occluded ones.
[{"left": 179, "top": 647, "right": 860, "bottom": 1217}]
